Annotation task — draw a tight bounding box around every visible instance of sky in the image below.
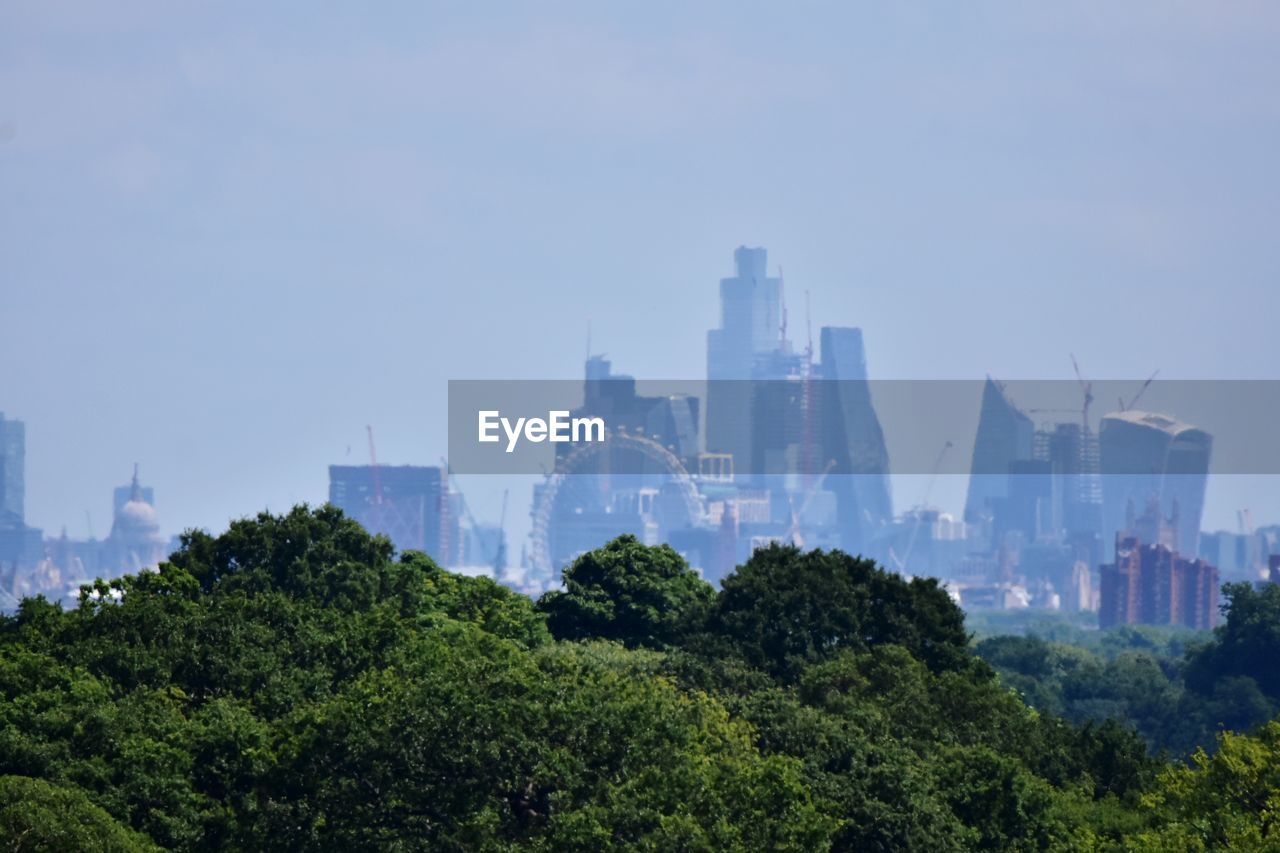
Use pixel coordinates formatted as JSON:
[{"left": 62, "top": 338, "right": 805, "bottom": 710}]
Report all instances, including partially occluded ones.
[{"left": 3, "top": 2, "right": 1279, "bottom": 548}]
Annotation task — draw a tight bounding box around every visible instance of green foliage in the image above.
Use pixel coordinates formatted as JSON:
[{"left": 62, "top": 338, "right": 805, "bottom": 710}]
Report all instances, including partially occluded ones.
[
  {"left": 0, "top": 510, "right": 829, "bottom": 850},
  {"left": 2, "top": 510, "right": 1277, "bottom": 850},
  {"left": 1131, "top": 720, "right": 1280, "bottom": 851},
  {"left": 977, "top": 610, "right": 1278, "bottom": 757},
  {"left": 707, "top": 543, "right": 970, "bottom": 681},
  {"left": 0, "top": 774, "right": 158, "bottom": 851},
  {"left": 1185, "top": 582, "right": 1280, "bottom": 701},
  {"left": 536, "top": 534, "right": 713, "bottom": 649}
]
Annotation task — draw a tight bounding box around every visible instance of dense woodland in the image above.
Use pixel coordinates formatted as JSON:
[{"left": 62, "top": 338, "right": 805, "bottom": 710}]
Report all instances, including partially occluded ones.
[{"left": 1, "top": 505, "right": 1278, "bottom": 850}]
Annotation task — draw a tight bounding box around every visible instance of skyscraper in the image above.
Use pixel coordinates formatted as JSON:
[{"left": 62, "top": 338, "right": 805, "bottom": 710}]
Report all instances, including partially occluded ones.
[
  {"left": 818, "top": 327, "right": 893, "bottom": 549},
  {"left": 0, "top": 413, "right": 24, "bottom": 521},
  {"left": 703, "top": 248, "right": 893, "bottom": 555},
  {"left": 705, "top": 246, "right": 794, "bottom": 469},
  {"left": 706, "top": 246, "right": 785, "bottom": 380},
  {"left": 964, "top": 378, "right": 1035, "bottom": 527},
  {"left": 1099, "top": 410, "right": 1211, "bottom": 559},
  {"left": 328, "top": 465, "right": 447, "bottom": 561},
  {"left": 1037, "top": 422, "right": 1102, "bottom": 542},
  {"left": 0, "top": 414, "right": 41, "bottom": 590}
]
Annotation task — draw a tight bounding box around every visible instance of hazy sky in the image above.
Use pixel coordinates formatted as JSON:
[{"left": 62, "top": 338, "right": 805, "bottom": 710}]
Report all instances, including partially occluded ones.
[{"left": 4, "top": 2, "right": 1279, "bottom": 546}]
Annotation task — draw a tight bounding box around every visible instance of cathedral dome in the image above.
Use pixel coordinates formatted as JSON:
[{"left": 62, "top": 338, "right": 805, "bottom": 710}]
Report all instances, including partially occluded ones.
[
  {"left": 111, "top": 466, "right": 165, "bottom": 544},
  {"left": 117, "top": 498, "right": 160, "bottom": 534}
]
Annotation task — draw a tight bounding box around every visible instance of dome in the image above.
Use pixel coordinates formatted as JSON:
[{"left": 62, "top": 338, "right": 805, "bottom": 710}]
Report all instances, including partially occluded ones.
[
  {"left": 117, "top": 498, "right": 159, "bottom": 532},
  {"left": 110, "top": 466, "right": 165, "bottom": 544}
]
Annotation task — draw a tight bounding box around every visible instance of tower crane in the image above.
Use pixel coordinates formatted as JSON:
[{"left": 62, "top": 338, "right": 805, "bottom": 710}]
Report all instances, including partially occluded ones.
[
  {"left": 1070, "top": 354, "right": 1094, "bottom": 435},
  {"left": 366, "top": 425, "right": 383, "bottom": 506},
  {"left": 893, "top": 440, "right": 953, "bottom": 576},
  {"left": 1118, "top": 370, "right": 1160, "bottom": 412},
  {"left": 493, "top": 489, "right": 509, "bottom": 574},
  {"left": 440, "top": 457, "right": 506, "bottom": 572},
  {"left": 785, "top": 458, "right": 837, "bottom": 547}
]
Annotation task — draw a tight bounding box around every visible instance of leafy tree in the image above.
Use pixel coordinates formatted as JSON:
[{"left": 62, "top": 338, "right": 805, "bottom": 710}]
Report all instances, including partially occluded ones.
[
  {"left": 1131, "top": 719, "right": 1280, "bottom": 851},
  {"left": 536, "top": 535, "right": 713, "bottom": 649},
  {"left": 707, "top": 544, "right": 970, "bottom": 681},
  {"left": 0, "top": 509, "right": 834, "bottom": 850},
  {"left": 1185, "top": 582, "right": 1280, "bottom": 702},
  {"left": 0, "top": 775, "right": 158, "bottom": 852}
]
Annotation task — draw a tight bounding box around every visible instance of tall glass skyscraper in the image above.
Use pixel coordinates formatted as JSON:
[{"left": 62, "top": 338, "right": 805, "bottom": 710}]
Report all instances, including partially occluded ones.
[
  {"left": 703, "top": 247, "right": 892, "bottom": 553},
  {"left": 705, "top": 246, "right": 791, "bottom": 469},
  {"left": 0, "top": 412, "right": 24, "bottom": 521},
  {"left": 963, "top": 378, "right": 1035, "bottom": 526}
]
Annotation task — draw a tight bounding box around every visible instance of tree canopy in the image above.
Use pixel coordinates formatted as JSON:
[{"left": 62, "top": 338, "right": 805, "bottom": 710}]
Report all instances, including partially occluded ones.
[{"left": 0, "top": 507, "right": 1276, "bottom": 850}]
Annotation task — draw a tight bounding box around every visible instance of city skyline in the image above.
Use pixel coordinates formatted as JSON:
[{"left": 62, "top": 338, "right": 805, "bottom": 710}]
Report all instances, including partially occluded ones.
[
  {"left": 6, "top": 242, "right": 1280, "bottom": 608},
  {"left": 6, "top": 250, "right": 1280, "bottom": 555}
]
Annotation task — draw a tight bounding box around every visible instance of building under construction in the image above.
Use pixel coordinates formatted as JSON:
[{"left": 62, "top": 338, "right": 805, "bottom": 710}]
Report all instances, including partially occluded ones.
[{"left": 328, "top": 465, "right": 448, "bottom": 562}]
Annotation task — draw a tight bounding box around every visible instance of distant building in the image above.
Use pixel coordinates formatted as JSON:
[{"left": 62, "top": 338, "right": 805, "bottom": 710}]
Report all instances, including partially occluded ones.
[
  {"left": 1100, "top": 410, "right": 1211, "bottom": 559},
  {"left": 528, "top": 356, "right": 705, "bottom": 578},
  {"left": 1019, "top": 542, "right": 1094, "bottom": 613},
  {"left": 113, "top": 482, "right": 155, "bottom": 518},
  {"left": 1266, "top": 554, "right": 1280, "bottom": 587},
  {"left": 0, "top": 413, "right": 43, "bottom": 594},
  {"left": 817, "top": 327, "right": 894, "bottom": 550},
  {"left": 577, "top": 356, "right": 700, "bottom": 463},
  {"left": 705, "top": 246, "right": 794, "bottom": 470},
  {"left": 964, "top": 378, "right": 1035, "bottom": 528},
  {"left": 12, "top": 466, "right": 169, "bottom": 607},
  {"left": 101, "top": 466, "right": 168, "bottom": 575},
  {"left": 0, "top": 412, "right": 25, "bottom": 520},
  {"left": 1037, "top": 422, "right": 1103, "bottom": 549},
  {"left": 702, "top": 248, "right": 893, "bottom": 555},
  {"left": 1099, "top": 499, "right": 1218, "bottom": 630},
  {"left": 328, "top": 465, "right": 448, "bottom": 562}
]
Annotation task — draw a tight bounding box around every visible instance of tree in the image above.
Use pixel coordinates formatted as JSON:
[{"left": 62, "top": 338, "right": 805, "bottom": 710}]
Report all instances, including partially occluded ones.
[
  {"left": 536, "top": 535, "right": 714, "bottom": 649},
  {"left": 0, "top": 775, "right": 159, "bottom": 852},
  {"left": 1132, "top": 720, "right": 1280, "bottom": 851},
  {"left": 0, "top": 510, "right": 834, "bottom": 850},
  {"left": 708, "top": 544, "right": 970, "bottom": 681},
  {"left": 1185, "top": 582, "right": 1280, "bottom": 702}
]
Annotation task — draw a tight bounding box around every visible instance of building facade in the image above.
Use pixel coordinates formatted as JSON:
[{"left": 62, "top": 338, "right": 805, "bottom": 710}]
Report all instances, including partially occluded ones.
[
  {"left": 1099, "top": 500, "right": 1219, "bottom": 629},
  {"left": 1100, "top": 410, "right": 1211, "bottom": 559},
  {"left": 328, "top": 464, "right": 448, "bottom": 562}
]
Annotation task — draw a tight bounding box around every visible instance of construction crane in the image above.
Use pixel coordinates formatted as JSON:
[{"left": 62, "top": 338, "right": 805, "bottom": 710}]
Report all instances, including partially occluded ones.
[
  {"left": 493, "top": 489, "right": 509, "bottom": 574},
  {"left": 785, "top": 458, "right": 837, "bottom": 547},
  {"left": 1118, "top": 369, "right": 1160, "bottom": 412},
  {"left": 778, "top": 266, "right": 788, "bottom": 346},
  {"left": 893, "top": 440, "right": 954, "bottom": 576},
  {"left": 366, "top": 425, "right": 383, "bottom": 506},
  {"left": 440, "top": 457, "right": 506, "bottom": 571},
  {"left": 801, "top": 288, "right": 819, "bottom": 491},
  {"left": 1070, "top": 354, "right": 1094, "bottom": 435},
  {"left": 365, "top": 425, "right": 384, "bottom": 535}
]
